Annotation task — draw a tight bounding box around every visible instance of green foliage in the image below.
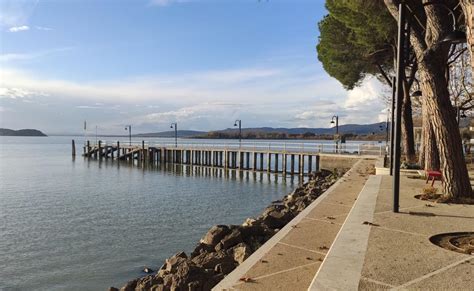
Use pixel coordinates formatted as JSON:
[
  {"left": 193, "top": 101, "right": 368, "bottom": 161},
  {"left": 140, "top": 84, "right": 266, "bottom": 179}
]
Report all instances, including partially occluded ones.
[{"left": 317, "top": 0, "right": 397, "bottom": 89}]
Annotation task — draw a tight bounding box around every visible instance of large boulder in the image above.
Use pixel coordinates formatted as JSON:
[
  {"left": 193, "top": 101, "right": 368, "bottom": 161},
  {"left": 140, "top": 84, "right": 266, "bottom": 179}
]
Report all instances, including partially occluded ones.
[
  {"left": 219, "top": 229, "right": 243, "bottom": 249},
  {"left": 165, "top": 251, "right": 188, "bottom": 272},
  {"left": 191, "top": 250, "right": 234, "bottom": 269},
  {"left": 201, "top": 225, "right": 231, "bottom": 246},
  {"left": 135, "top": 275, "right": 164, "bottom": 291},
  {"left": 233, "top": 243, "right": 252, "bottom": 264},
  {"left": 261, "top": 209, "right": 294, "bottom": 229},
  {"left": 119, "top": 278, "right": 139, "bottom": 291},
  {"left": 190, "top": 243, "right": 214, "bottom": 258}
]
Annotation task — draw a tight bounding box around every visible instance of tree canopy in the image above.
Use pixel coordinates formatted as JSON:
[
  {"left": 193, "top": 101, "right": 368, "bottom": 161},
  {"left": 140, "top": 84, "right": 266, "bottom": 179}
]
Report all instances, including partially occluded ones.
[{"left": 317, "top": 0, "right": 397, "bottom": 89}]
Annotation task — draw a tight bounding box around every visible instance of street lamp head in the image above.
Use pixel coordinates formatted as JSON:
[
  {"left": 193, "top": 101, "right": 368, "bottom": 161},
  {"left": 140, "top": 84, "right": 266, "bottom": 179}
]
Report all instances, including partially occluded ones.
[
  {"left": 234, "top": 123, "right": 237, "bottom": 127},
  {"left": 330, "top": 120, "right": 335, "bottom": 124},
  {"left": 441, "top": 29, "right": 467, "bottom": 44},
  {"left": 411, "top": 90, "right": 422, "bottom": 97}
]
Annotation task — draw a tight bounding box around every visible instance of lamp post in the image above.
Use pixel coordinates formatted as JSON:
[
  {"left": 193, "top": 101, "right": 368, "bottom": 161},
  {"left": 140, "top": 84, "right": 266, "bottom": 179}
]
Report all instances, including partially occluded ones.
[
  {"left": 170, "top": 122, "right": 178, "bottom": 147},
  {"left": 391, "top": 2, "right": 466, "bottom": 213},
  {"left": 124, "top": 125, "right": 131, "bottom": 146},
  {"left": 234, "top": 119, "right": 242, "bottom": 147},
  {"left": 331, "top": 115, "right": 339, "bottom": 153}
]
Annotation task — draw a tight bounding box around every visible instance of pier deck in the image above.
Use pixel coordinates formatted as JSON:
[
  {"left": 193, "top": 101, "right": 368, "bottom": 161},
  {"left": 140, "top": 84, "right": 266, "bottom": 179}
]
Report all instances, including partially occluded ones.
[{"left": 81, "top": 140, "right": 384, "bottom": 176}]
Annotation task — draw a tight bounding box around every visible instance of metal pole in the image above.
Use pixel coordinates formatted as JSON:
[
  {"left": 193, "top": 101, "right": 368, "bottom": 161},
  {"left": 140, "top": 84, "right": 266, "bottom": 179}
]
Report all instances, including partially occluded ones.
[
  {"left": 239, "top": 120, "right": 242, "bottom": 146},
  {"left": 390, "top": 76, "right": 396, "bottom": 175},
  {"left": 175, "top": 123, "right": 178, "bottom": 147},
  {"left": 393, "top": 2, "right": 406, "bottom": 213},
  {"left": 129, "top": 125, "right": 132, "bottom": 146}
]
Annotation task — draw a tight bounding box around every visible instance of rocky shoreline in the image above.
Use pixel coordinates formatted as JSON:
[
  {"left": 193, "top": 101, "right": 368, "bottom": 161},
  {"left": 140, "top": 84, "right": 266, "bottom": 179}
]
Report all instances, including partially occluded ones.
[{"left": 112, "top": 169, "right": 342, "bottom": 291}]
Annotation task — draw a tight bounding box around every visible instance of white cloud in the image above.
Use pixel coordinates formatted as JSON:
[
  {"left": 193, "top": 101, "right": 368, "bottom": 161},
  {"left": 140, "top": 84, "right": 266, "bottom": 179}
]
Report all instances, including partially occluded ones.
[
  {"left": 0, "top": 0, "right": 38, "bottom": 28},
  {"left": 8, "top": 25, "right": 29, "bottom": 32},
  {"left": 0, "top": 47, "right": 74, "bottom": 62},
  {"left": 0, "top": 65, "right": 389, "bottom": 132},
  {"left": 0, "top": 87, "right": 48, "bottom": 99}
]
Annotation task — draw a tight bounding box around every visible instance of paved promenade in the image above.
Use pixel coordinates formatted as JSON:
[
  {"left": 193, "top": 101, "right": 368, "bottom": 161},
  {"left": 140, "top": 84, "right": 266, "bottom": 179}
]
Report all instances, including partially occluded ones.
[
  {"left": 214, "top": 158, "right": 376, "bottom": 290},
  {"left": 357, "top": 175, "right": 474, "bottom": 290},
  {"left": 215, "top": 160, "right": 474, "bottom": 291}
]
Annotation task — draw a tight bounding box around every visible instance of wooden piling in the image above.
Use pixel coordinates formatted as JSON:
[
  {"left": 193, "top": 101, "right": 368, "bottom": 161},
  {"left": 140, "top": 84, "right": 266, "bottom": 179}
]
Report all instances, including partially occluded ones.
[{"left": 72, "top": 139, "right": 76, "bottom": 157}]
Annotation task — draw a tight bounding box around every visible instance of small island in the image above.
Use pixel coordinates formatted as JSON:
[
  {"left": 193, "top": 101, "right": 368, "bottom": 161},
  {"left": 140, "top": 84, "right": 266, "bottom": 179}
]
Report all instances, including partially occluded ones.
[{"left": 0, "top": 128, "right": 47, "bottom": 137}]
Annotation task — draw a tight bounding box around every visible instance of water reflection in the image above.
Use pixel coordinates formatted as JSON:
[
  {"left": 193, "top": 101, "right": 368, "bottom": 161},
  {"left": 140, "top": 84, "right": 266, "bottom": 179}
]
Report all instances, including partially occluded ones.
[{"left": 87, "top": 157, "right": 305, "bottom": 185}]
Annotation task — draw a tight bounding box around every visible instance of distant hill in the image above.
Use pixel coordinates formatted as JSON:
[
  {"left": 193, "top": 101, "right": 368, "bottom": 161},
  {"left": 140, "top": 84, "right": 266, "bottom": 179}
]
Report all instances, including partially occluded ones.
[
  {"left": 214, "top": 122, "right": 387, "bottom": 135},
  {"left": 0, "top": 128, "right": 47, "bottom": 137},
  {"left": 135, "top": 130, "right": 206, "bottom": 138}
]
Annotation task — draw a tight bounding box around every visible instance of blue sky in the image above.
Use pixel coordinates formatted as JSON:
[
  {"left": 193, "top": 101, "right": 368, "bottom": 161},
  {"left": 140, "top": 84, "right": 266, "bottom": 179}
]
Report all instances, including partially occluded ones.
[{"left": 0, "top": 0, "right": 386, "bottom": 134}]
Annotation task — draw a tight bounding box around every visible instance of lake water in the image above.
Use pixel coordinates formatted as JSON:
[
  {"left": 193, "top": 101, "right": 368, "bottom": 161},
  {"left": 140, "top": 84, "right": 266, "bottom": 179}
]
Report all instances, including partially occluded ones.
[
  {"left": 0, "top": 136, "right": 300, "bottom": 290},
  {"left": 0, "top": 136, "right": 376, "bottom": 290}
]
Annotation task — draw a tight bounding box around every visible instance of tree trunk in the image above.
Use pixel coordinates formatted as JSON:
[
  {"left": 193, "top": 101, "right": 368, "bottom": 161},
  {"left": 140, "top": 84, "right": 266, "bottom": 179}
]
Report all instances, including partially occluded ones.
[
  {"left": 384, "top": 0, "right": 473, "bottom": 200},
  {"left": 419, "top": 98, "right": 440, "bottom": 170},
  {"left": 402, "top": 79, "right": 416, "bottom": 163},
  {"left": 419, "top": 57, "right": 472, "bottom": 199}
]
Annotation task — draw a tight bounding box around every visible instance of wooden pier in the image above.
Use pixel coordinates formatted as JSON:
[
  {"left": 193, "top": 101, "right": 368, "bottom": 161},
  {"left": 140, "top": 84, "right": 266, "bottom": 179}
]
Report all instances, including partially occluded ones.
[{"left": 81, "top": 140, "right": 324, "bottom": 176}]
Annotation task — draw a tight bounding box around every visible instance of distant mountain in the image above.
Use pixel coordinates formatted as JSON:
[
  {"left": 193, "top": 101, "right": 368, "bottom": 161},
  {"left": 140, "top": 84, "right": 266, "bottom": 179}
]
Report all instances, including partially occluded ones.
[
  {"left": 0, "top": 128, "right": 47, "bottom": 137},
  {"left": 134, "top": 130, "right": 206, "bottom": 138},
  {"left": 215, "top": 122, "right": 387, "bottom": 135}
]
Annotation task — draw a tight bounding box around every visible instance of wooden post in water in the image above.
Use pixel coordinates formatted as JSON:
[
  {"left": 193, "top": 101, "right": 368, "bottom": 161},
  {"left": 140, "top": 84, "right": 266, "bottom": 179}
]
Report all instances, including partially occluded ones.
[
  {"left": 282, "top": 154, "right": 287, "bottom": 175},
  {"left": 246, "top": 152, "right": 250, "bottom": 169},
  {"left": 253, "top": 153, "right": 257, "bottom": 170},
  {"left": 315, "top": 155, "right": 320, "bottom": 172},
  {"left": 308, "top": 155, "right": 313, "bottom": 173},
  {"left": 299, "top": 154, "right": 304, "bottom": 176},
  {"left": 260, "top": 153, "right": 264, "bottom": 170},
  {"left": 267, "top": 153, "right": 271, "bottom": 172},
  {"left": 98, "top": 141, "right": 102, "bottom": 160},
  {"left": 290, "top": 154, "right": 295, "bottom": 174},
  {"left": 274, "top": 154, "right": 279, "bottom": 173},
  {"left": 72, "top": 140, "right": 76, "bottom": 157}
]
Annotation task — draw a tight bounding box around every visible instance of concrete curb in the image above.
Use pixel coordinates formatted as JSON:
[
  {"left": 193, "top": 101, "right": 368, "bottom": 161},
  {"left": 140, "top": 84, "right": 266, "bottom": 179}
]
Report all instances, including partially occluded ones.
[
  {"left": 308, "top": 175, "right": 382, "bottom": 291},
  {"left": 212, "top": 159, "right": 365, "bottom": 291}
]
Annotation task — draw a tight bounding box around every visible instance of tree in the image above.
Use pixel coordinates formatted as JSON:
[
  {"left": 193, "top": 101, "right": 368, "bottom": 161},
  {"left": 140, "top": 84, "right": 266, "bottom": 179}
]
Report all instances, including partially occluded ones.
[
  {"left": 317, "top": 0, "right": 417, "bottom": 163},
  {"left": 384, "top": 0, "right": 473, "bottom": 200}
]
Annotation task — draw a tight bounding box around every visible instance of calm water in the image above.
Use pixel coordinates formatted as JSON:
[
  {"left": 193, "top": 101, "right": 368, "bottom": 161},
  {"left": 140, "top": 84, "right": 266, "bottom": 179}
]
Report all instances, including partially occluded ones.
[{"left": 0, "top": 136, "right": 303, "bottom": 290}]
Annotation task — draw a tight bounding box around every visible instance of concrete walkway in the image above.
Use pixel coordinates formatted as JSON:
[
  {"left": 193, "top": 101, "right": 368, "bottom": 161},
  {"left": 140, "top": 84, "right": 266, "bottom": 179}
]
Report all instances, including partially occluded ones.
[
  {"left": 213, "top": 158, "right": 376, "bottom": 291},
  {"left": 358, "top": 175, "right": 474, "bottom": 290}
]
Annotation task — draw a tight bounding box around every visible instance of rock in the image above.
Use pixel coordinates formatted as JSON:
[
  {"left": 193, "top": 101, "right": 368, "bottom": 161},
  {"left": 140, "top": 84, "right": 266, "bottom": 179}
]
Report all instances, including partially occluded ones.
[
  {"left": 190, "top": 242, "right": 214, "bottom": 258},
  {"left": 220, "top": 229, "right": 243, "bottom": 249},
  {"left": 143, "top": 267, "right": 154, "bottom": 274},
  {"left": 119, "top": 278, "right": 139, "bottom": 291},
  {"left": 150, "top": 284, "right": 167, "bottom": 291},
  {"left": 233, "top": 243, "right": 251, "bottom": 264},
  {"left": 191, "top": 250, "right": 234, "bottom": 269},
  {"left": 215, "top": 261, "right": 236, "bottom": 275},
  {"left": 201, "top": 225, "right": 230, "bottom": 246},
  {"left": 135, "top": 275, "right": 164, "bottom": 291},
  {"left": 261, "top": 209, "right": 294, "bottom": 229},
  {"left": 242, "top": 217, "right": 256, "bottom": 227},
  {"left": 157, "top": 269, "right": 169, "bottom": 278},
  {"left": 188, "top": 281, "right": 201, "bottom": 291},
  {"left": 108, "top": 288, "right": 119, "bottom": 291},
  {"left": 165, "top": 252, "right": 188, "bottom": 272}
]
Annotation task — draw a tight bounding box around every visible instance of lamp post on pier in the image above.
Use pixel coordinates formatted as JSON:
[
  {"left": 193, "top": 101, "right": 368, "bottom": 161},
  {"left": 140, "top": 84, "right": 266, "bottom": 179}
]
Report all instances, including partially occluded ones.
[
  {"left": 170, "top": 122, "right": 178, "bottom": 147},
  {"left": 234, "top": 119, "right": 242, "bottom": 147},
  {"left": 124, "top": 125, "right": 131, "bottom": 146},
  {"left": 330, "top": 115, "right": 339, "bottom": 153}
]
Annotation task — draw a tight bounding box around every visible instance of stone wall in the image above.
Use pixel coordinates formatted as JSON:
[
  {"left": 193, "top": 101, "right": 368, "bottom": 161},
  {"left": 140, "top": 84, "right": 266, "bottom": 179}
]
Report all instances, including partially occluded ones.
[{"left": 319, "top": 155, "right": 359, "bottom": 171}]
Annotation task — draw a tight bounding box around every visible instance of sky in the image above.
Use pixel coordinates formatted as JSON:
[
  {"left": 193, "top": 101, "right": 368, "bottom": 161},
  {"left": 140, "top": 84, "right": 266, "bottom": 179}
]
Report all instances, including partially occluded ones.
[{"left": 0, "top": 0, "right": 388, "bottom": 134}]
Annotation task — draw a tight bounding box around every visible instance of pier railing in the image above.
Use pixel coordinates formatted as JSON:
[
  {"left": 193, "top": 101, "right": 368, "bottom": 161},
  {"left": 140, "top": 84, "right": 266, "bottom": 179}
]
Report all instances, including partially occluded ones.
[
  {"left": 86, "top": 140, "right": 386, "bottom": 156},
  {"left": 81, "top": 139, "right": 384, "bottom": 176}
]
